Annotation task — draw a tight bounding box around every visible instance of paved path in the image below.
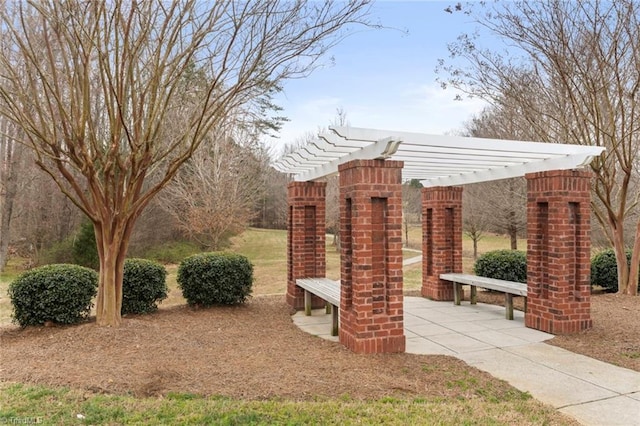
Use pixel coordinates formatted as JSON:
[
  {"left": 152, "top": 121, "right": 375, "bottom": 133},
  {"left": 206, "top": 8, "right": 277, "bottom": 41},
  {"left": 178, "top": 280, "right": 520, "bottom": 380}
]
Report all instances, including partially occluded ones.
[
  {"left": 293, "top": 296, "right": 640, "bottom": 426},
  {"left": 402, "top": 254, "right": 422, "bottom": 266}
]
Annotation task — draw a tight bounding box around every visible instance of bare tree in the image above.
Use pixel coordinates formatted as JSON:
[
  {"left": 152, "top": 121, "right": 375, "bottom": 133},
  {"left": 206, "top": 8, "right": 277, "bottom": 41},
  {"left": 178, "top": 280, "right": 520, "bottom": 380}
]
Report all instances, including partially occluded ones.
[
  {"left": 162, "top": 128, "right": 267, "bottom": 250},
  {"left": 0, "top": 116, "right": 24, "bottom": 270},
  {"left": 0, "top": 14, "right": 26, "bottom": 271},
  {"left": 10, "top": 160, "right": 82, "bottom": 265},
  {"left": 254, "top": 166, "right": 288, "bottom": 230},
  {"left": 463, "top": 108, "right": 528, "bottom": 249},
  {"left": 439, "top": 0, "right": 640, "bottom": 294},
  {"left": 462, "top": 183, "right": 488, "bottom": 259},
  {"left": 0, "top": 0, "right": 373, "bottom": 326},
  {"left": 402, "top": 180, "right": 422, "bottom": 248}
]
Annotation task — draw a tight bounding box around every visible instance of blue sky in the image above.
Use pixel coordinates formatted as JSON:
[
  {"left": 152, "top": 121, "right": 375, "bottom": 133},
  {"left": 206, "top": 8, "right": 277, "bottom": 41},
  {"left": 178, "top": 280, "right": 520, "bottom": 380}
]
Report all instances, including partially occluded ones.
[{"left": 270, "top": 1, "right": 495, "bottom": 153}]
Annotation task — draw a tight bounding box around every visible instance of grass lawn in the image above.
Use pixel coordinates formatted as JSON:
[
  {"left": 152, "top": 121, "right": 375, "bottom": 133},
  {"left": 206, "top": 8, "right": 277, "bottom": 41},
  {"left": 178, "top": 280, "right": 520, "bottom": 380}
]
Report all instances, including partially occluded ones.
[{"left": 0, "top": 382, "right": 570, "bottom": 426}]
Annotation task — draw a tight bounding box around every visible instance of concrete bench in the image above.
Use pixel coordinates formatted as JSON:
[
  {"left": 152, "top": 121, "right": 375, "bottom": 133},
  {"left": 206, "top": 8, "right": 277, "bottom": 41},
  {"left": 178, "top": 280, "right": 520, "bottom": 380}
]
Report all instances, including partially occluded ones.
[
  {"left": 440, "top": 273, "right": 527, "bottom": 320},
  {"left": 296, "top": 278, "right": 340, "bottom": 336}
]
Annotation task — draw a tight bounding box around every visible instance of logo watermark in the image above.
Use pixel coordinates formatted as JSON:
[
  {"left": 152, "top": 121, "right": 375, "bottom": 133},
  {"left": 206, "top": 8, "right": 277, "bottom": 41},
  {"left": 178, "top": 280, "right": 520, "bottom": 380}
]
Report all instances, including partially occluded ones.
[{"left": 0, "top": 417, "right": 44, "bottom": 425}]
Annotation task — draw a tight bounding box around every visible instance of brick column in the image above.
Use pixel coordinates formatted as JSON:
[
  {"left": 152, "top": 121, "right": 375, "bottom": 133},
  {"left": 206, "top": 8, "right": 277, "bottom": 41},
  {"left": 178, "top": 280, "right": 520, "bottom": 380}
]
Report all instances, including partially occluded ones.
[
  {"left": 338, "top": 159, "right": 405, "bottom": 354},
  {"left": 287, "top": 181, "right": 327, "bottom": 310},
  {"left": 525, "top": 170, "right": 593, "bottom": 334},
  {"left": 421, "top": 186, "right": 463, "bottom": 300}
]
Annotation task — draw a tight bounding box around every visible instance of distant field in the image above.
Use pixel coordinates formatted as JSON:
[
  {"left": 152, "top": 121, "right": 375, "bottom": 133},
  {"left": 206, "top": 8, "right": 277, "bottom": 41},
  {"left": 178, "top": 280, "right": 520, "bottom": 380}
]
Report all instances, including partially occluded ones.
[
  {"left": 0, "top": 227, "right": 521, "bottom": 324},
  {"left": 228, "top": 227, "right": 522, "bottom": 294},
  {"left": 403, "top": 225, "right": 525, "bottom": 290}
]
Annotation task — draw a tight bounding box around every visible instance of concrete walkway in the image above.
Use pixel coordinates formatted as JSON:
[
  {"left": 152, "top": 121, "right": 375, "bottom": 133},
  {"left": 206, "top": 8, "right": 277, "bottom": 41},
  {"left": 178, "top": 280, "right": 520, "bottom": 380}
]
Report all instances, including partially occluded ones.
[{"left": 293, "top": 296, "right": 640, "bottom": 426}]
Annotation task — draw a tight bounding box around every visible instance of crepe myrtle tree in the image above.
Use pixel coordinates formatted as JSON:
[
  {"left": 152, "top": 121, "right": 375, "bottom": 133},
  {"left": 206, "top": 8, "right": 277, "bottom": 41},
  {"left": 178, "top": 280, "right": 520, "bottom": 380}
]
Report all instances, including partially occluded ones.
[
  {"left": 0, "top": 0, "right": 373, "bottom": 326},
  {"left": 439, "top": 0, "right": 640, "bottom": 294}
]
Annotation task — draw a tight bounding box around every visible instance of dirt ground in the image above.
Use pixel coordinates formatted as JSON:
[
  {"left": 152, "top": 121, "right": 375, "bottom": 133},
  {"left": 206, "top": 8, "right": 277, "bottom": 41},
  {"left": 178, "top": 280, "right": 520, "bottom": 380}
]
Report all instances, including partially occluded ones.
[
  {"left": 545, "top": 293, "right": 640, "bottom": 371},
  {"left": 0, "top": 292, "right": 638, "bottom": 401}
]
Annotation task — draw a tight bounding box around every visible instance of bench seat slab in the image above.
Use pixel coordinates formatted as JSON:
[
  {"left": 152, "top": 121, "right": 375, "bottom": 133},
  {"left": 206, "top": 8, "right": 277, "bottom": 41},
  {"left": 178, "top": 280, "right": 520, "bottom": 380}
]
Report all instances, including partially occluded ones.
[
  {"left": 296, "top": 278, "right": 341, "bottom": 336},
  {"left": 440, "top": 273, "right": 526, "bottom": 320}
]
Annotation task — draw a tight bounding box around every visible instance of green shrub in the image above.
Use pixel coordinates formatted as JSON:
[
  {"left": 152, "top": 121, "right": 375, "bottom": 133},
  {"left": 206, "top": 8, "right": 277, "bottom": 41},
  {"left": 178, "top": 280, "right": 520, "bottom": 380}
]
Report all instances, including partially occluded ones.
[
  {"left": 8, "top": 264, "right": 98, "bottom": 326},
  {"left": 474, "top": 249, "right": 527, "bottom": 283},
  {"left": 591, "top": 248, "right": 639, "bottom": 293},
  {"left": 122, "top": 258, "right": 168, "bottom": 315},
  {"left": 72, "top": 221, "right": 99, "bottom": 270},
  {"left": 177, "top": 252, "right": 253, "bottom": 307}
]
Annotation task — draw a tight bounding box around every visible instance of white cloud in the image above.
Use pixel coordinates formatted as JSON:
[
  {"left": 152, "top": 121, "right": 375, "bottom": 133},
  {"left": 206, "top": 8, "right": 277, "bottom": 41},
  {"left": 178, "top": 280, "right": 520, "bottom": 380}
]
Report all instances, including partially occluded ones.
[
  {"left": 269, "top": 83, "right": 489, "bottom": 156},
  {"left": 269, "top": 96, "right": 344, "bottom": 154},
  {"left": 338, "top": 83, "right": 487, "bottom": 135}
]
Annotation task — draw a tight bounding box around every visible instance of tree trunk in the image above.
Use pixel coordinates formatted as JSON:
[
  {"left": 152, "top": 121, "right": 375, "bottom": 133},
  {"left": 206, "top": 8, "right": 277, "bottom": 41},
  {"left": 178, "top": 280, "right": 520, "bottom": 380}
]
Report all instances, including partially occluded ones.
[
  {"left": 94, "top": 219, "right": 131, "bottom": 327},
  {"left": 0, "top": 139, "right": 21, "bottom": 271},
  {"left": 0, "top": 171, "right": 19, "bottom": 270},
  {"left": 0, "top": 197, "right": 14, "bottom": 271},
  {"left": 509, "top": 227, "right": 518, "bottom": 250},
  {"left": 473, "top": 237, "right": 478, "bottom": 260},
  {"left": 611, "top": 223, "right": 632, "bottom": 295},
  {"left": 404, "top": 218, "right": 409, "bottom": 248},
  {"left": 628, "top": 221, "right": 640, "bottom": 296}
]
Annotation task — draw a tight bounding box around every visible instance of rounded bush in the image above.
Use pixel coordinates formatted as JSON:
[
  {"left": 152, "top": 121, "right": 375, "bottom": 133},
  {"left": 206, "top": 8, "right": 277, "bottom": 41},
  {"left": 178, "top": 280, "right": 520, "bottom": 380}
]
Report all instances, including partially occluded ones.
[
  {"left": 474, "top": 249, "right": 527, "bottom": 283},
  {"left": 177, "top": 252, "right": 253, "bottom": 307},
  {"left": 8, "top": 264, "right": 98, "bottom": 327},
  {"left": 591, "top": 248, "right": 639, "bottom": 293},
  {"left": 122, "top": 258, "right": 168, "bottom": 315}
]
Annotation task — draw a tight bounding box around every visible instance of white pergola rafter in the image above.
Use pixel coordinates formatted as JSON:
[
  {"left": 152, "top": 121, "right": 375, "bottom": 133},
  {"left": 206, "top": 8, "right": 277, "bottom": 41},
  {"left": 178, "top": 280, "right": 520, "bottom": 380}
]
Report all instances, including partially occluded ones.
[{"left": 273, "top": 126, "right": 605, "bottom": 186}]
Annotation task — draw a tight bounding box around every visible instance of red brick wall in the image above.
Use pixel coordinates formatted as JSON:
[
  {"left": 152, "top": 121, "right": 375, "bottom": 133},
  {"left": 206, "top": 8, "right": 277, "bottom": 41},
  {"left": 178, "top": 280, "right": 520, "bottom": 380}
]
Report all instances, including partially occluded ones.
[
  {"left": 286, "top": 181, "right": 327, "bottom": 310},
  {"left": 421, "top": 186, "right": 463, "bottom": 300},
  {"left": 525, "top": 170, "right": 593, "bottom": 334},
  {"left": 338, "top": 160, "right": 405, "bottom": 354}
]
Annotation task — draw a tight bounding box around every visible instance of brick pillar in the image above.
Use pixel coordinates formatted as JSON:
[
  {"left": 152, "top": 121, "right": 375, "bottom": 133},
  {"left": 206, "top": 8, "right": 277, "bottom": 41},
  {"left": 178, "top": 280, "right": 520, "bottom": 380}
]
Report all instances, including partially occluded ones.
[
  {"left": 421, "top": 186, "right": 463, "bottom": 300},
  {"left": 287, "top": 181, "right": 327, "bottom": 310},
  {"left": 338, "top": 159, "right": 405, "bottom": 354},
  {"left": 525, "top": 170, "right": 593, "bottom": 334}
]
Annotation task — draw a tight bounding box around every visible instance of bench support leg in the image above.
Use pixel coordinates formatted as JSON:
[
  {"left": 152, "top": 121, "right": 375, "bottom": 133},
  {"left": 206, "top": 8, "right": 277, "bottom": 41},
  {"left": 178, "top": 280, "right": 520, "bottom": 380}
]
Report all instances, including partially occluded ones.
[
  {"left": 453, "top": 283, "right": 462, "bottom": 305},
  {"left": 304, "top": 290, "right": 312, "bottom": 316},
  {"left": 470, "top": 286, "right": 477, "bottom": 305},
  {"left": 505, "top": 294, "right": 514, "bottom": 320},
  {"left": 331, "top": 305, "right": 339, "bottom": 336}
]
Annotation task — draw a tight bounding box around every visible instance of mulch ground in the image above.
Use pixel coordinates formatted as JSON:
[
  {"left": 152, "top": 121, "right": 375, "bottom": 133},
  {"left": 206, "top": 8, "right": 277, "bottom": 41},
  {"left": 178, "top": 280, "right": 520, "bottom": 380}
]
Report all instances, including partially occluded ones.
[
  {"left": 0, "top": 292, "right": 638, "bottom": 403},
  {"left": 0, "top": 296, "right": 515, "bottom": 401},
  {"left": 546, "top": 293, "right": 640, "bottom": 371}
]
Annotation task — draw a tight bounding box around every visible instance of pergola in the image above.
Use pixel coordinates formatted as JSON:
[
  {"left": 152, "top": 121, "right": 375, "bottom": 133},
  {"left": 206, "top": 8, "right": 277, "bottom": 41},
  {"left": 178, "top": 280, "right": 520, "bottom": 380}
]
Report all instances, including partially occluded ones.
[{"left": 275, "top": 126, "right": 605, "bottom": 354}]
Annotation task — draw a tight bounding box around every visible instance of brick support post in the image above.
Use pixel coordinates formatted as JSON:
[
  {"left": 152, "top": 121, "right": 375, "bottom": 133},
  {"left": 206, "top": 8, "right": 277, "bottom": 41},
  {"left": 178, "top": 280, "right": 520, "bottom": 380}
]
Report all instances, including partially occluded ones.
[
  {"left": 286, "top": 181, "right": 327, "bottom": 311},
  {"left": 525, "top": 170, "right": 593, "bottom": 334},
  {"left": 338, "top": 159, "right": 405, "bottom": 354},
  {"left": 421, "top": 186, "right": 463, "bottom": 300}
]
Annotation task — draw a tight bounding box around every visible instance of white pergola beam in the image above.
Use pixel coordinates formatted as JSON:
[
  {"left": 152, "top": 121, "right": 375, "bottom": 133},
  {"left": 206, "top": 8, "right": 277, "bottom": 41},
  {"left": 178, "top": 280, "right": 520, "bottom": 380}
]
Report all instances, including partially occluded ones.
[
  {"left": 331, "top": 126, "right": 587, "bottom": 156},
  {"left": 420, "top": 153, "right": 600, "bottom": 187},
  {"left": 273, "top": 126, "right": 606, "bottom": 184},
  {"left": 294, "top": 137, "right": 402, "bottom": 182}
]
